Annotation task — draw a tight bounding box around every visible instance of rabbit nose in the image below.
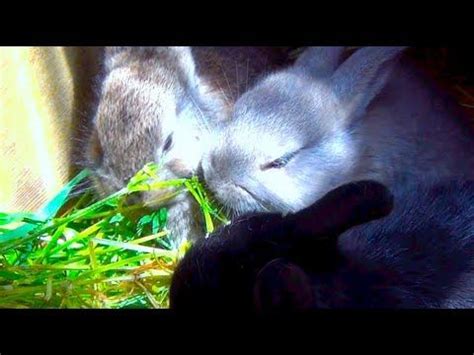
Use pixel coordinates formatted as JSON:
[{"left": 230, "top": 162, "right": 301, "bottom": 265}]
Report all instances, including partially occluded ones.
[
  {"left": 167, "top": 159, "right": 193, "bottom": 178},
  {"left": 201, "top": 152, "right": 217, "bottom": 176},
  {"left": 124, "top": 191, "right": 144, "bottom": 206},
  {"left": 208, "top": 153, "right": 216, "bottom": 170},
  {"left": 196, "top": 162, "right": 205, "bottom": 182}
]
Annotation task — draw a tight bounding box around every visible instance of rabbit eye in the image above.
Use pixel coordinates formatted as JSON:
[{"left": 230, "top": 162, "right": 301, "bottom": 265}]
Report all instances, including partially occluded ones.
[
  {"left": 163, "top": 134, "right": 174, "bottom": 153},
  {"left": 261, "top": 151, "right": 297, "bottom": 170}
]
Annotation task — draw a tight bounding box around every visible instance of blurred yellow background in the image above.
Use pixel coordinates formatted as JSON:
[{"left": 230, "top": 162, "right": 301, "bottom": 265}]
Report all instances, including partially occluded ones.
[
  {"left": 0, "top": 47, "right": 74, "bottom": 212},
  {"left": 0, "top": 47, "right": 102, "bottom": 213}
]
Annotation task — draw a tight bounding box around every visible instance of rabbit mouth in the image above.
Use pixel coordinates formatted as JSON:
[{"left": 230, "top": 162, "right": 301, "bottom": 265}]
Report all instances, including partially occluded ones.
[{"left": 234, "top": 184, "right": 271, "bottom": 213}]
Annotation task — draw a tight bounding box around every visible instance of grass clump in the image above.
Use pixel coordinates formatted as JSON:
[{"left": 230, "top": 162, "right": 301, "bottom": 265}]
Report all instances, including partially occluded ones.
[{"left": 0, "top": 163, "right": 228, "bottom": 309}]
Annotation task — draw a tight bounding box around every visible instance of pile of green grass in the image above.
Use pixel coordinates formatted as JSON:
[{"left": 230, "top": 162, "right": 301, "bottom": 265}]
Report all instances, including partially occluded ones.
[{"left": 0, "top": 163, "right": 228, "bottom": 308}]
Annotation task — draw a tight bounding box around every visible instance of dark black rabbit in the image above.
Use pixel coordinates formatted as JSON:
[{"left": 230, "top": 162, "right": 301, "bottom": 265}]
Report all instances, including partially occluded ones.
[{"left": 169, "top": 180, "right": 474, "bottom": 312}]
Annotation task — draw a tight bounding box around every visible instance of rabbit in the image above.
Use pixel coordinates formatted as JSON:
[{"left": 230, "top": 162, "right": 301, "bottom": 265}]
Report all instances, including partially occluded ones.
[
  {"left": 169, "top": 179, "right": 474, "bottom": 312},
  {"left": 84, "top": 47, "right": 291, "bottom": 246},
  {"left": 200, "top": 46, "right": 474, "bottom": 218}
]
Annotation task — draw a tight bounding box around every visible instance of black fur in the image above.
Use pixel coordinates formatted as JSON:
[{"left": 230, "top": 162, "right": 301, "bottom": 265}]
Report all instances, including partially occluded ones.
[{"left": 170, "top": 180, "right": 474, "bottom": 312}]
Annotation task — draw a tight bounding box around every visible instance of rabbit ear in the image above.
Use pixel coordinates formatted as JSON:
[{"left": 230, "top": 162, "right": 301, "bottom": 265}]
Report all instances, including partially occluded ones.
[
  {"left": 253, "top": 258, "right": 314, "bottom": 314},
  {"left": 293, "top": 47, "right": 346, "bottom": 78},
  {"left": 291, "top": 180, "right": 394, "bottom": 240},
  {"left": 104, "top": 46, "right": 197, "bottom": 78},
  {"left": 330, "top": 46, "right": 407, "bottom": 118}
]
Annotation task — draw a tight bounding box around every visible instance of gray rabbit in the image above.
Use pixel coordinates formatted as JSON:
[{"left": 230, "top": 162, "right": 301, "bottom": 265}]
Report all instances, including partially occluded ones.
[
  {"left": 85, "top": 47, "right": 290, "bottom": 246},
  {"left": 201, "top": 47, "right": 474, "bottom": 217}
]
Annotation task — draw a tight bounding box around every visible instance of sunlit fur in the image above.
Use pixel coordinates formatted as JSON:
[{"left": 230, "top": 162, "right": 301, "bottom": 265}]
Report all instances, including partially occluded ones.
[
  {"left": 202, "top": 62, "right": 362, "bottom": 216},
  {"left": 202, "top": 47, "right": 474, "bottom": 217}
]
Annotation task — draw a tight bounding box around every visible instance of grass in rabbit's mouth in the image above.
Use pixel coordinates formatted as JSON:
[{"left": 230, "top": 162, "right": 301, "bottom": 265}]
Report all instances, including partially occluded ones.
[{"left": 0, "top": 163, "right": 229, "bottom": 309}]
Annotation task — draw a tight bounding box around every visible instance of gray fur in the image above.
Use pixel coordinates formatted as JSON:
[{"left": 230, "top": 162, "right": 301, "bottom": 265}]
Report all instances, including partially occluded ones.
[{"left": 202, "top": 46, "right": 474, "bottom": 217}]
